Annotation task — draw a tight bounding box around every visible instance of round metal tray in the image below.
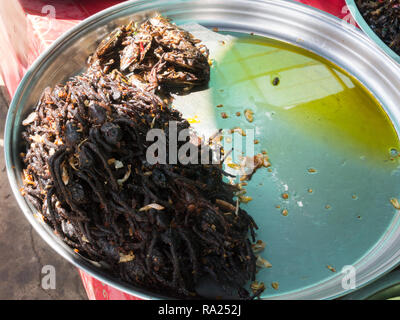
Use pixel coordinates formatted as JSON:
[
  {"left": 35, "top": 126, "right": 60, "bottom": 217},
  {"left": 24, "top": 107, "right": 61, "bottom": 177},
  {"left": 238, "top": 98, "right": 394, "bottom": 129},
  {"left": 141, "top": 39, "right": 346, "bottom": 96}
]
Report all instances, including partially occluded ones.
[
  {"left": 5, "top": 0, "right": 400, "bottom": 300},
  {"left": 346, "top": 0, "right": 400, "bottom": 64}
]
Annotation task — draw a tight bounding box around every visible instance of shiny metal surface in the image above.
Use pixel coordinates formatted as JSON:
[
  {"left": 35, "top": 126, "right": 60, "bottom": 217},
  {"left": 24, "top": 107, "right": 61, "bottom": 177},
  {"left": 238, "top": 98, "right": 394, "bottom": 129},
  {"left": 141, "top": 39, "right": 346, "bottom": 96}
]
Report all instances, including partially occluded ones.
[{"left": 5, "top": 0, "right": 400, "bottom": 300}]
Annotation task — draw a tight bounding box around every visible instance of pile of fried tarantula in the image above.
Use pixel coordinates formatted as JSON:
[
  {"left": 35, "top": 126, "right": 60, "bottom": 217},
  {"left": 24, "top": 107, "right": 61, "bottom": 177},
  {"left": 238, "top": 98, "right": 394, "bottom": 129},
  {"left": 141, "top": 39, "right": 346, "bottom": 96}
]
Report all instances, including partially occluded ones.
[{"left": 21, "top": 16, "right": 263, "bottom": 299}]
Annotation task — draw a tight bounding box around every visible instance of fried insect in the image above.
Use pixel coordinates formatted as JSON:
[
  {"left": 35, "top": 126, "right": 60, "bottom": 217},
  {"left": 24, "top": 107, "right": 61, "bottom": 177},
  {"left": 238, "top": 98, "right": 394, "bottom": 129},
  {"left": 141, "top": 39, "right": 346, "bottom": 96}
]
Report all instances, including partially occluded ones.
[{"left": 91, "top": 16, "right": 210, "bottom": 92}]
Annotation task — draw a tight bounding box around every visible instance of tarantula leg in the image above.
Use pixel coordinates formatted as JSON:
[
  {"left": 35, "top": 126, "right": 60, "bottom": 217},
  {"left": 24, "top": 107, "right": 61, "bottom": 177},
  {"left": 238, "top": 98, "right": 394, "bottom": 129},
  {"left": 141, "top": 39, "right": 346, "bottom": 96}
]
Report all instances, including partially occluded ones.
[
  {"left": 46, "top": 187, "right": 65, "bottom": 235},
  {"left": 47, "top": 146, "right": 67, "bottom": 200},
  {"left": 49, "top": 147, "right": 89, "bottom": 221},
  {"left": 178, "top": 229, "right": 200, "bottom": 281},
  {"left": 75, "top": 170, "right": 110, "bottom": 219},
  {"left": 82, "top": 141, "right": 119, "bottom": 191}
]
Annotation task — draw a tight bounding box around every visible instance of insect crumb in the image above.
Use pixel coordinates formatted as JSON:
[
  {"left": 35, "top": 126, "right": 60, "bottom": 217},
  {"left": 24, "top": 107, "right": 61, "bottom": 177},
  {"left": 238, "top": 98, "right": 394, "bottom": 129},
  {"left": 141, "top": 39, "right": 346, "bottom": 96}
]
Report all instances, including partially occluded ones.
[
  {"left": 272, "top": 77, "right": 280, "bottom": 86},
  {"left": 251, "top": 280, "right": 265, "bottom": 294},
  {"left": 256, "top": 256, "right": 272, "bottom": 268},
  {"left": 390, "top": 198, "right": 400, "bottom": 209},
  {"left": 251, "top": 240, "right": 266, "bottom": 253},
  {"left": 244, "top": 109, "right": 254, "bottom": 123},
  {"left": 271, "top": 282, "right": 279, "bottom": 290},
  {"left": 231, "top": 127, "right": 246, "bottom": 136},
  {"left": 327, "top": 265, "right": 336, "bottom": 272},
  {"left": 239, "top": 196, "right": 253, "bottom": 204}
]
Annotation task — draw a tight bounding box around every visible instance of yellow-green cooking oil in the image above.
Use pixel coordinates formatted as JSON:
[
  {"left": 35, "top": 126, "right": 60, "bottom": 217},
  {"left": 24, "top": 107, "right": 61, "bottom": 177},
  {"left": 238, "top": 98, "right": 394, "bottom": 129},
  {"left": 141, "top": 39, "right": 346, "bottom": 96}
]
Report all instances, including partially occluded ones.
[{"left": 211, "top": 34, "right": 400, "bottom": 167}]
